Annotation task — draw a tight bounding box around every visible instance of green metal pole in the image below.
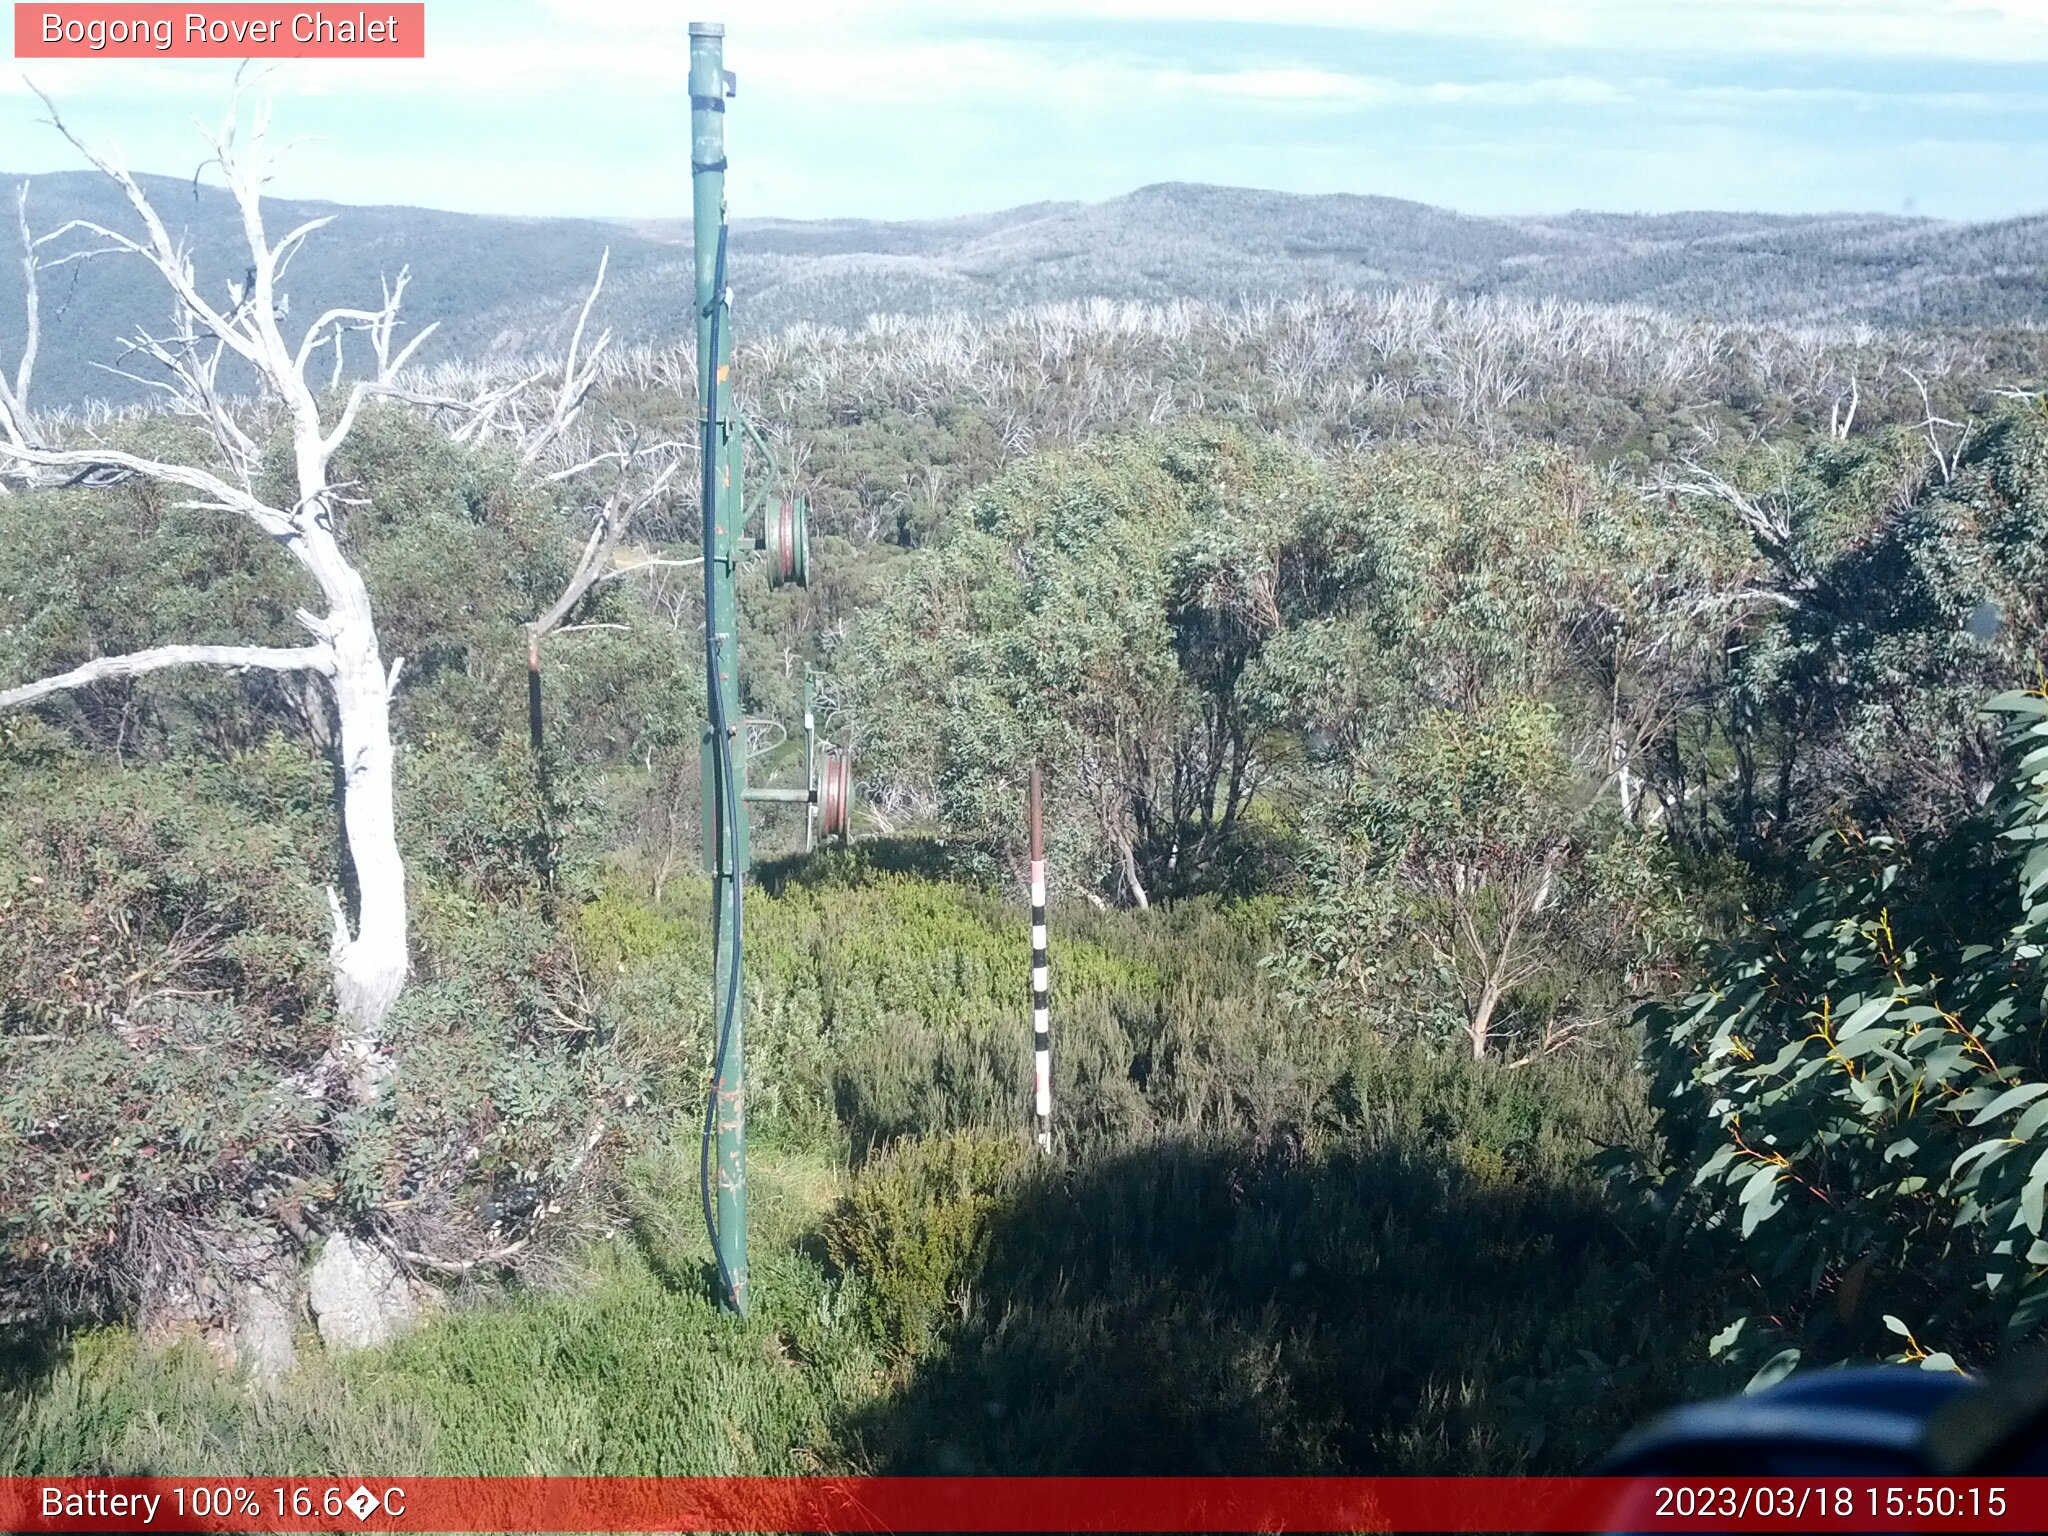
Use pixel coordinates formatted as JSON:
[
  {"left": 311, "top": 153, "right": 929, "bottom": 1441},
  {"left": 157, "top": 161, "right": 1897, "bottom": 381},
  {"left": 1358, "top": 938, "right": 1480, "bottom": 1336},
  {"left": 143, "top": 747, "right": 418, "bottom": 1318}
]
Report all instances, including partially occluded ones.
[{"left": 691, "top": 19, "right": 747, "bottom": 1316}]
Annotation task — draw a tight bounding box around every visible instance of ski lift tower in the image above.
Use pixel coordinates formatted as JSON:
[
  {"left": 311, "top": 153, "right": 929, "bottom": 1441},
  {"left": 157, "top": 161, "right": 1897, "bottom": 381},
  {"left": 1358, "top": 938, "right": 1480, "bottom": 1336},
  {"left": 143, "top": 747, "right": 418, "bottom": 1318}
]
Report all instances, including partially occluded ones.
[{"left": 690, "top": 20, "right": 853, "bottom": 1316}]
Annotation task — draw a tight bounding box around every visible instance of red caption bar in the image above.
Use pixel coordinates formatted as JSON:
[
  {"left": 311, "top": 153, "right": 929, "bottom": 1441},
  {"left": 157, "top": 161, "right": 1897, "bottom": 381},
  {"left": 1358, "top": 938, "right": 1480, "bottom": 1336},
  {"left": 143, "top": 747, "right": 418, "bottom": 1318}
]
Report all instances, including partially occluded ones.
[
  {"left": 3, "top": 1477, "right": 2048, "bottom": 1532},
  {"left": 13, "top": 5, "right": 425, "bottom": 58}
]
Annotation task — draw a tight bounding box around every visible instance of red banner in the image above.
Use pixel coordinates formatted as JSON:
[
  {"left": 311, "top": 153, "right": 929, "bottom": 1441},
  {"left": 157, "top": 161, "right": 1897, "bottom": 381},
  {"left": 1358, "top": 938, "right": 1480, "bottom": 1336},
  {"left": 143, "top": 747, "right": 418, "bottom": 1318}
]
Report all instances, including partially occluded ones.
[
  {"left": 3, "top": 1477, "right": 2047, "bottom": 1532},
  {"left": 12, "top": 5, "right": 426, "bottom": 58}
]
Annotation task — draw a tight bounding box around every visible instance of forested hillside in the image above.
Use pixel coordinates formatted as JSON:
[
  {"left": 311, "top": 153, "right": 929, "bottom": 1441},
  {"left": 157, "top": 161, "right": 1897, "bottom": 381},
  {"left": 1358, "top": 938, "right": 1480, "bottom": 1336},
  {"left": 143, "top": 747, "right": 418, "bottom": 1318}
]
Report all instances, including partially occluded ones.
[
  {"left": 7, "top": 126, "right": 2048, "bottom": 1478},
  {"left": 5, "top": 171, "right": 2047, "bottom": 410}
]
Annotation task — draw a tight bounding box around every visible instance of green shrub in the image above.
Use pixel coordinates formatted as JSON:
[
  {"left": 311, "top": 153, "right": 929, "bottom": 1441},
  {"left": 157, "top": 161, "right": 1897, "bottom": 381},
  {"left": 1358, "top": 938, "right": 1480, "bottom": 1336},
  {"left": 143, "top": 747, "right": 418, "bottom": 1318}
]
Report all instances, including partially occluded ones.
[
  {"left": 824, "top": 1130, "right": 1033, "bottom": 1357},
  {"left": 1635, "top": 691, "right": 2048, "bottom": 1380},
  {"left": 0, "top": 741, "right": 334, "bottom": 1319},
  {"left": 846, "top": 426, "right": 1317, "bottom": 904}
]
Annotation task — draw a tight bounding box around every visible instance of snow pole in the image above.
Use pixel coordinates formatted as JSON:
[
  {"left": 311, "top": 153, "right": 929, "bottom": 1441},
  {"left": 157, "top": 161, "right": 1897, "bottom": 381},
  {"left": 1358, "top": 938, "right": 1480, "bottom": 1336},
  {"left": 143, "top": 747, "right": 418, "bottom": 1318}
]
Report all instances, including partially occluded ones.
[{"left": 1030, "top": 765, "right": 1052, "bottom": 1152}]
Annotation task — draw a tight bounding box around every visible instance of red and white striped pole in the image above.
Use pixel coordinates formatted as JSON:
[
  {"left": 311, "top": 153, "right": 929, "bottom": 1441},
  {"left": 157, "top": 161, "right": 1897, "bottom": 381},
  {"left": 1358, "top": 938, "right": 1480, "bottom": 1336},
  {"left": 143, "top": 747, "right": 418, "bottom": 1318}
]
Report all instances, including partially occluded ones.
[{"left": 1029, "top": 764, "right": 1051, "bottom": 1152}]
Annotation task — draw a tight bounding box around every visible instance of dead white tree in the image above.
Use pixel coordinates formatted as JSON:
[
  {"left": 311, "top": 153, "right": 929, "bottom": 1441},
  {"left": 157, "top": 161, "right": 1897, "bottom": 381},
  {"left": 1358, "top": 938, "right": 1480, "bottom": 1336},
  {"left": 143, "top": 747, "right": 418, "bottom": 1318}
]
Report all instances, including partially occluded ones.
[
  {"left": 0, "top": 181, "right": 45, "bottom": 462},
  {"left": 1898, "top": 363, "right": 1969, "bottom": 484},
  {"left": 1417, "top": 843, "right": 1568, "bottom": 1062},
  {"left": 359, "top": 251, "right": 611, "bottom": 470},
  {"left": 1829, "top": 369, "right": 1860, "bottom": 441},
  {"left": 0, "top": 91, "right": 436, "bottom": 1096},
  {"left": 516, "top": 249, "right": 611, "bottom": 466},
  {"left": 524, "top": 436, "right": 686, "bottom": 750},
  {"left": 1652, "top": 460, "right": 1804, "bottom": 584}
]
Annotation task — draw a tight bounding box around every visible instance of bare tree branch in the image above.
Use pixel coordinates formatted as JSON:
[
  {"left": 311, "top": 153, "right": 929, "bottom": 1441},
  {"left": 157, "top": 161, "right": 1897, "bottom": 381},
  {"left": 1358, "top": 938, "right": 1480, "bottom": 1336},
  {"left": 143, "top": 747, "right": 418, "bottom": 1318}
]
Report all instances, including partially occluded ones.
[
  {"left": 0, "top": 441, "right": 293, "bottom": 533},
  {"left": 1898, "top": 362, "right": 1968, "bottom": 483},
  {"left": 30, "top": 90, "right": 266, "bottom": 371},
  {"left": 0, "top": 642, "right": 334, "bottom": 710},
  {"left": 529, "top": 450, "right": 681, "bottom": 644},
  {"left": 8, "top": 184, "right": 37, "bottom": 421},
  {"left": 519, "top": 437, "right": 680, "bottom": 754},
  {"left": 594, "top": 552, "right": 703, "bottom": 585},
  {"left": 520, "top": 249, "right": 611, "bottom": 466},
  {"left": 1652, "top": 459, "right": 1793, "bottom": 556},
  {"left": 1829, "top": 369, "right": 1859, "bottom": 441}
]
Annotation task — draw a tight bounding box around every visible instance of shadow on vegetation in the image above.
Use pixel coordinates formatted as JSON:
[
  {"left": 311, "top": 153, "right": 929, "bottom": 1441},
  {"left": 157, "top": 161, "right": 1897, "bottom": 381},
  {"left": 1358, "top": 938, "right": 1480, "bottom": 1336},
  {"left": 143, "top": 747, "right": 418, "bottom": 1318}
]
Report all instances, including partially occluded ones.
[
  {"left": 834, "top": 1130, "right": 1710, "bottom": 1476},
  {"left": 0, "top": 1321, "right": 70, "bottom": 1404},
  {"left": 752, "top": 836, "right": 995, "bottom": 898}
]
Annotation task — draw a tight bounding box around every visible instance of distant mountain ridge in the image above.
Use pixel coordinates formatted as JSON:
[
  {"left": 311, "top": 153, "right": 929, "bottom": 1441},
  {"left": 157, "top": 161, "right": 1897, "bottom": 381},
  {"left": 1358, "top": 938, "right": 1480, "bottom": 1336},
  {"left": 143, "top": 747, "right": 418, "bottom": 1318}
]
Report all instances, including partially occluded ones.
[{"left": 2, "top": 173, "right": 2042, "bottom": 408}]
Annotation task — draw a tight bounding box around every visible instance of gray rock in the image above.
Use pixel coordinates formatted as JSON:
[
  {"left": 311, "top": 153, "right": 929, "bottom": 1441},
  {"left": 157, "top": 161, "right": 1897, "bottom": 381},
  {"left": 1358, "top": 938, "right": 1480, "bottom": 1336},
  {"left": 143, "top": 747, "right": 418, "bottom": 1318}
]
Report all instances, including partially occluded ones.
[
  {"left": 307, "top": 1234, "right": 417, "bottom": 1352},
  {"left": 232, "top": 1277, "right": 299, "bottom": 1383}
]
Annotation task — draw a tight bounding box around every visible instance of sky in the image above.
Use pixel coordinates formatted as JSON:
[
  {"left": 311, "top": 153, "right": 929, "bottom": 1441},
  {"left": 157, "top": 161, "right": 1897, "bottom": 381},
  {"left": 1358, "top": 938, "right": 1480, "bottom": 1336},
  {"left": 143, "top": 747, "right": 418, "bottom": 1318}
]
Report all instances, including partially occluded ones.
[{"left": 4, "top": 1, "right": 2048, "bottom": 222}]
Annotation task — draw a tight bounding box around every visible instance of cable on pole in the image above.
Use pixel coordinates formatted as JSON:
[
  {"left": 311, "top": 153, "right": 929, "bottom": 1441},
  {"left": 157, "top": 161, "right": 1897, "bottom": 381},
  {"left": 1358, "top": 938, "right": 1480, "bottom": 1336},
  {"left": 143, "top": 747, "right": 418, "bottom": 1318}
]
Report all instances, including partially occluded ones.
[{"left": 697, "top": 214, "right": 746, "bottom": 1317}]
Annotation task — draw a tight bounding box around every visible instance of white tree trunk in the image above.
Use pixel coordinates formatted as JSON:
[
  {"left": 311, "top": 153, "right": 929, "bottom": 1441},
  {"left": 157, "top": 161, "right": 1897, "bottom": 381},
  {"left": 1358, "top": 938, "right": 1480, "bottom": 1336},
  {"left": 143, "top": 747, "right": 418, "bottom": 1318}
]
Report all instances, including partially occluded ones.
[
  {"left": 328, "top": 601, "right": 408, "bottom": 1073},
  {"left": 292, "top": 443, "right": 408, "bottom": 1084}
]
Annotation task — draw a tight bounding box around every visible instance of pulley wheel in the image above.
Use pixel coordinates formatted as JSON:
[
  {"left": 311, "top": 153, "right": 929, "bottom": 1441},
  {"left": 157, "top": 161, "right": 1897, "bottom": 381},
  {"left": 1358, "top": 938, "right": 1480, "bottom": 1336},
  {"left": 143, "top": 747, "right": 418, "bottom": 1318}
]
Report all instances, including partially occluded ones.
[
  {"left": 817, "top": 749, "right": 852, "bottom": 842},
  {"left": 763, "top": 495, "right": 810, "bottom": 589}
]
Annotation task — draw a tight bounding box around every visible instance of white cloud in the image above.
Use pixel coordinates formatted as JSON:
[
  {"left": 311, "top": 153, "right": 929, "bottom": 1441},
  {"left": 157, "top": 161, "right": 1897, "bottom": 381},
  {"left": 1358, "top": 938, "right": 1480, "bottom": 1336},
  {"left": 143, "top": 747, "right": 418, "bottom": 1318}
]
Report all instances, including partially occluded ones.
[
  {"left": 18, "top": 2, "right": 2046, "bottom": 113},
  {"left": 1173, "top": 67, "right": 2048, "bottom": 114},
  {"left": 540, "top": 0, "right": 2048, "bottom": 64},
  {"left": 1040, "top": 0, "right": 2048, "bottom": 61},
  {"left": 1174, "top": 68, "right": 1631, "bottom": 108},
  {"left": 7, "top": 0, "right": 2046, "bottom": 220}
]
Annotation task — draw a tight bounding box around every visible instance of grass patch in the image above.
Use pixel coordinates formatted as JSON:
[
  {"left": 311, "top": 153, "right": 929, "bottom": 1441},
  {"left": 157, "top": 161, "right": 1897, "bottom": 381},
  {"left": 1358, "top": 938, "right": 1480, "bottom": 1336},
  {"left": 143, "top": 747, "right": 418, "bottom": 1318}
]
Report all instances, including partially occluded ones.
[{"left": 2, "top": 1144, "right": 887, "bottom": 1477}]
